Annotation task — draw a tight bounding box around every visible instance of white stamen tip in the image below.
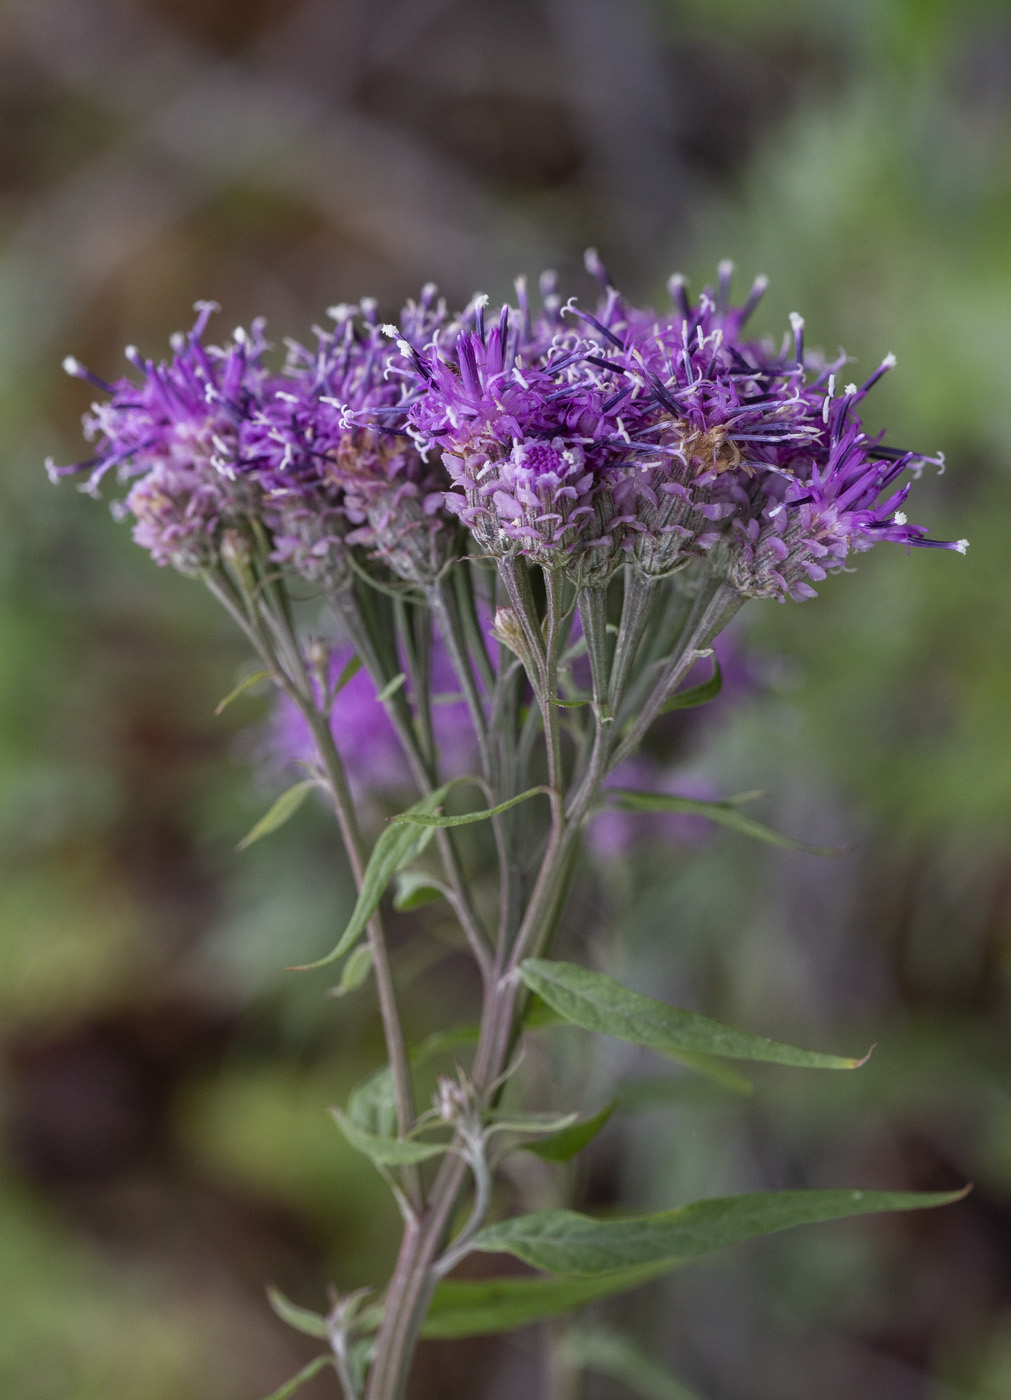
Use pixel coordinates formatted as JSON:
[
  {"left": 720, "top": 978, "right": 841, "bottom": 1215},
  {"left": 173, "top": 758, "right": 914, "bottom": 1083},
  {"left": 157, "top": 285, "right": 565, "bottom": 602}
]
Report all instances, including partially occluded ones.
[
  {"left": 893, "top": 511, "right": 907, "bottom": 525},
  {"left": 396, "top": 339, "right": 413, "bottom": 360},
  {"left": 844, "top": 382, "right": 858, "bottom": 396},
  {"left": 125, "top": 344, "right": 140, "bottom": 361},
  {"left": 882, "top": 352, "right": 897, "bottom": 369},
  {"left": 718, "top": 258, "right": 734, "bottom": 278},
  {"left": 380, "top": 324, "right": 400, "bottom": 339},
  {"left": 473, "top": 293, "right": 489, "bottom": 310},
  {"left": 753, "top": 274, "right": 769, "bottom": 292},
  {"left": 955, "top": 539, "right": 970, "bottom": 554},
  {"left": 62, "top": 355, "right": 82, "bottom": 377},
  {"left": 422, "top": 282, "right": 438, "bottom": 299},
  {"left": 789, "top": 312, "right": 805, "bottom": 333}
]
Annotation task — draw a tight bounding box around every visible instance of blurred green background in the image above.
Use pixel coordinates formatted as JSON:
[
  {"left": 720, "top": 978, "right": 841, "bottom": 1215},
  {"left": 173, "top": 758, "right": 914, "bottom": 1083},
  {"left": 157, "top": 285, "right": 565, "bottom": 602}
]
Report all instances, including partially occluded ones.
[{"left": 1, "top": 1, "right": 1008, "bottom": 1396}]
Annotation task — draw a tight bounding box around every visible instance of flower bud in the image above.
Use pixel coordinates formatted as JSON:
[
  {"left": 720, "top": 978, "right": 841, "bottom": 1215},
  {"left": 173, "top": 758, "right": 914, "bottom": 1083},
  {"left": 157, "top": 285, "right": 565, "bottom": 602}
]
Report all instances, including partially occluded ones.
[{"left": 491, "top": 606, "right": 527, "bottom": 658}]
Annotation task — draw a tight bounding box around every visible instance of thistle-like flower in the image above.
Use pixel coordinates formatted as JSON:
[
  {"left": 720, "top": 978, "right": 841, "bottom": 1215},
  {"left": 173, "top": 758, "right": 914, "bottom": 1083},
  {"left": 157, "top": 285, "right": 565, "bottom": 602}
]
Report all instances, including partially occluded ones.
[
  {"left": 247, "top": 290, "right": 459, "bottom": 587},
  {"left": 49, "top": 303, "right": 271, "bottom": 574}
]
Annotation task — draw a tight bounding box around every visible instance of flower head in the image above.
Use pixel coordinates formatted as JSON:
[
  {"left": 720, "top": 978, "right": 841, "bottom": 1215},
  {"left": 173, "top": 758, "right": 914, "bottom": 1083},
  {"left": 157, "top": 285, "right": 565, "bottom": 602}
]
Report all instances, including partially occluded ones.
[
  {"left": 50, "top": 304, "right": 272, "bottom": 573},
  {"left": 245, "top": 290, "right": 459, "bottom": 586}
]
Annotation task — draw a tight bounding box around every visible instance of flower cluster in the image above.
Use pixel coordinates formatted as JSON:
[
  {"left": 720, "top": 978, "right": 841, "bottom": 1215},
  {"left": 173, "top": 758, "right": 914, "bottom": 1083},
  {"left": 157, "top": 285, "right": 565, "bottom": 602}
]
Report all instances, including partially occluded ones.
[
  {"left": 52, "top": 258, "right": 966, "bottom": 602},
  {"left": 51, "top": 290, "right": 459, "bottom": 587},
  {"left": 397, "top": 256, "right": 967, "bottom": 595}
]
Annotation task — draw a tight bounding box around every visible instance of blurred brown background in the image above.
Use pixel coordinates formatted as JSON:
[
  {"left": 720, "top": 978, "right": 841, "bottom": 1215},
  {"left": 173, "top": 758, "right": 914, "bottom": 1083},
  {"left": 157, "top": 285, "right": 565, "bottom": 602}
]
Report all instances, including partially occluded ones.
[{"left": 1, "top": 1, "right": 1009, "bottom": 1397}]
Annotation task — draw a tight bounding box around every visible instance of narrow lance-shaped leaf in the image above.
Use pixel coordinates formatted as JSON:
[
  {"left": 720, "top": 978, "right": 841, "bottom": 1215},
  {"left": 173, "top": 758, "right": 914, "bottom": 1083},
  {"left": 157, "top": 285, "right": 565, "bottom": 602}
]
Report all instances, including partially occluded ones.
[
  {"left": 376, "top": 671, "right": 406, "bottom": 702},
  {"left": 604, "top": 789, "right": 840, "bottom": 856},
  {"left": 659, "top": 653, "right": 722, "bottom": 714},
  {"left": 238, "top": 779, "right": 317, "bottom": 851},
  {"left": 326, "top": 943, "right": 373, "bottom": 999},
  {"left": 293, "top": 781, "right": 454, "bottom": 970},
  {"left": 520, "top": 960, "right": 867, "bottom": 1070},
  {"left": 525, "top": 1101, "right": 616, "bottom": 1163},
  {"left": 330, "top": 650, "right": 362, "bottom": 697},
  {"left": 331, "top": 1108, "right": 450, "bottom": 1167},
  {"left": 391, "top": 785, "right": 551, "bottom": 830},
  {"left": 393, "top": 869, "right": 447, "bottom": 912},
  {"left": 215, "top": 667, "right": 271, "bottom": 715},
  {"left": 522, "top": 995, "right": 753, "bottom": 1096},
  {"left": 418, "top": 1263, "right": 673, "bottom": 1339},
  {"left": 471, "top": 1186, "right": 970, "bottom": 1275},
  {"left": 266, "top": 1286, "right": 328, "bottom": 1340}
]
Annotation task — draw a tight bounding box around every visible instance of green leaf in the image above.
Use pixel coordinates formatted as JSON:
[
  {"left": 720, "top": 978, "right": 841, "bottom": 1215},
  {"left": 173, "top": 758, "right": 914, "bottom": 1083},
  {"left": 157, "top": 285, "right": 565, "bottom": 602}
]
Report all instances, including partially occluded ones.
[
  {"left": 238, "top": 779, "right": 317, "bottom": 851},
  {"left": 376, "top": 671, "right": 407, "bottom": 702},
  {"left": 526, "top": 1101, "right": 617, "bottom": 1162},
  {"left": 293, "top": 782, "right": 453, "bottom": 970},
  {"left": 332, "top": 650, "right": 363, "bottom": 696},
  {"left": 327, "top": 943, "right": 373, "bottom": 999},
  {"left": 331, "top": 1108, "right": 449, "bottom": 1167},
  {"left": 215, "top": 667, "right": 271, "bottom": 715},
  {"left": 391, "top": 785, "right": 550, "bottom": 830},
  {"left": 419, "top": 1263, "right": 672, "bottom": 1339},
  {"left": 471, "top": 1187, "right": 969, "bottom": 1275},
  {"left": 259, "top": 1355, "right": 335, "bottom": 1400},
  {"left": 604, "top": 789, "right": 840, "bottom": 856},
  {"left": 520, "top": 960, "right": 866, "bottom": 1070},
  {"left": 392, "top": 870, "right": 447, "bottom": 912},
  {"left": 659, "top": 654, "right": 722, "bottom": 713},
  {"left": 562, "top": 1327, "right": 707, "bottom": 1400},
  {"left": 348, "top": 1064, "right": 398, "bottom": 1139},
  {"left": 266, "top": 1286, "right": 328, "bottom": 1340}
]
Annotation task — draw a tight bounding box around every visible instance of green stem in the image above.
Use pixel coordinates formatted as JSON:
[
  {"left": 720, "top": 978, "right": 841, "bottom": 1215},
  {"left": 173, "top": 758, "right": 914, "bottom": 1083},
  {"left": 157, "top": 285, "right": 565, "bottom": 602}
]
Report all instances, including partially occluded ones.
[
  {"left": 204, "top": 570, "right": 419, "bottom": 1177},
  {"left": 611, "top": 577, "right": 742, "bottom": 771},
  {"left": 329, "top": 582, "right": 494, "bottom": 981}
]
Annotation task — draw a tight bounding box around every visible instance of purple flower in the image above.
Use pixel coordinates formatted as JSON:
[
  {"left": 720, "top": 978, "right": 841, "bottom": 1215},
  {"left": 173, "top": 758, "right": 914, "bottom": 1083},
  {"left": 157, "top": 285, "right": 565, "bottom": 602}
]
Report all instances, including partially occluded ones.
[
  {"left": 395, "top": 257, "right": 966, "bottom": 593},
  {"left": 49, "top": 303, "right": 273, "bottom": 571},
  {"left": 401, "top": 294, "right": 643, "bottom": 575},
  {"left": 50, "top": 304, "right": 271, "bottom": 573},
  {"left": 245, "top": 291, "right": 458, "bottom": 585},
  {"left": 51, "top": 295, "right": 460, "bottom": 587},
  {"left": 726, "top": 373, "right": 969, "bottom": 601}
]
